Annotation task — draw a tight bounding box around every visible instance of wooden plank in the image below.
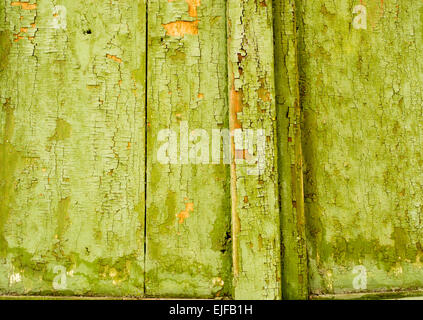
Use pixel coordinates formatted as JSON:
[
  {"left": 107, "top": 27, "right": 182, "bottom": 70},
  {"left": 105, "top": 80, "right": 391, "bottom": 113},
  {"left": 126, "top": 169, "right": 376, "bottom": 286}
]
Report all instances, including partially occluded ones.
[
  {"left": 145, "top": 0, "right": 231, "bottom": 298},
  {"left": 0, "top": 0, "right": 146, "bottom": 296},
  {"left": 299, "top": 1, "right": 423, "bottom": 294},
  {"left": 273, "top": 0, "right": 309, "bottom": 300},
  {"left": 227, "top": 0, "right": 282, "bottom": 300}
]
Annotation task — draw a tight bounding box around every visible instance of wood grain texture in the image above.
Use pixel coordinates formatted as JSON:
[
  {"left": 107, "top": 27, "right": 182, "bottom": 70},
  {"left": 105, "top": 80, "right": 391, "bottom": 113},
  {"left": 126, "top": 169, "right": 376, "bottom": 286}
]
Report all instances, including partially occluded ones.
[{"left": 0, "top": 0, "right": 146, "bottom": 296}]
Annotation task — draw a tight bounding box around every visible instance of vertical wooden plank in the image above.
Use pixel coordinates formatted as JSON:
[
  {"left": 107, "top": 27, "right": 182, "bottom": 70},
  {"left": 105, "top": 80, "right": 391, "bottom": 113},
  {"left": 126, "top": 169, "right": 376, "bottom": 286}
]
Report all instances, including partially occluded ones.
[
  {"left": 146, "top": 0, "right": 231, "bottom": 298},
  {"left": 227, "top": 0, "right": 282, "bottom": 300},
  {"left": 273, "top": 0, "right": 309, "bottom": 300},
  {"left": 0, "top": 0, "right": 146, "bottom": 296},
  {"left": 299, "top": 0, "right": 423, "bottom": 295}
]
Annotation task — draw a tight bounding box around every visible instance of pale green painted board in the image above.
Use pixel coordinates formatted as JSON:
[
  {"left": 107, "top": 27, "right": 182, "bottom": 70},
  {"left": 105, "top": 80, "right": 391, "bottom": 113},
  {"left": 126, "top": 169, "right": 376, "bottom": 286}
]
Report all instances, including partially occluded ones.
[
  {"left": 0, "top": 0, "right": 146, "bottom": 296},
  {"left": 145, "top": 0, "right": 232, "bottom": 298},
  {"left": 227, "top": 0, "right": 282, "bottom": 300},
  {"left": 299, "top": 0, "right": 423, "bottom": 294}
]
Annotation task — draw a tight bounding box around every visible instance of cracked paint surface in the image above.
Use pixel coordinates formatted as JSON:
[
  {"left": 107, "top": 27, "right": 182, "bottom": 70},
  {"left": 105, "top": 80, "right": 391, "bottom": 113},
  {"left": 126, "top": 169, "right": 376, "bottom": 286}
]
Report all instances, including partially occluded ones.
[
  {"left": 299, "top": 1, "right": 423, "bottom": 295},
  {"left": 0, "top": 0, "right": 146, "bottom": 296},
  {"left": 228, "top": 0, "right": 282, "bottom": 300},
  {"left": 273, "top": 0, "right": 308, "bottom": 300},
  {"left": 146, "top": 0, "right": 231, "bottom": 298},
  {"left": 2, "top": 0, "right": 423, "bottom": 301}
]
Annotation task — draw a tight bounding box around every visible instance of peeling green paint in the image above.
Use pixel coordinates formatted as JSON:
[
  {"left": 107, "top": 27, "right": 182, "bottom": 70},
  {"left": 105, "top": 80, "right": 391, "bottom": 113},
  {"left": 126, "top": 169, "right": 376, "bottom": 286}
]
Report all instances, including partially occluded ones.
[
  {"left": 227, "top": 0, "right": 282, "bottom": 300},
  {"left": 145, "top": 0, "right": 231, "bottom": 298},
  {"left": 0, "top": 0, "right": 146, "bottom": 297},
  {"left": 273, "top": 0, "right": 309, "bottom": 300},
  {"left": 1, "top": 0, "right": 423, "bottom": 301},
  {"left": 299, "top": 0, "right": 423, "bottom": 295}
]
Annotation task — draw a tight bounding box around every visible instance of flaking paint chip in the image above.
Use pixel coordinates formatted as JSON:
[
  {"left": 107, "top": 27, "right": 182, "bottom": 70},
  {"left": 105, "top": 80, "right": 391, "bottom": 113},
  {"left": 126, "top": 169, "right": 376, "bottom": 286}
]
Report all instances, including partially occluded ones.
[
  {"left": 106, "top": 54, "right": 122, "bottom": 63},
  {"left": 11, "top": 2, "right": 37, "bottom": 10},
  {"left": 177, "top": 202, "right": 194, "bottom": 224},
  {"left": 162, "top": 21, "right": 199, "bottom": 37}
]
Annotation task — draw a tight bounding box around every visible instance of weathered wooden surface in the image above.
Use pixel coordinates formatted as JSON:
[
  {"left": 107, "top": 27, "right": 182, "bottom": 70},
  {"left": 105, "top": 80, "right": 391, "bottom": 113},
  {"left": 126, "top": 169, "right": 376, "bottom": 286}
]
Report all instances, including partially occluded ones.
[
  {"left": 273, "top": 0, "right": 308, "bottom": 300},
  {"left": 3, "top": 0, "right": 423, "bottom": 300},
  {"left": 227, "top": 0, "right": 282, "bottom": 300},
  {"left": 145, "top": 0, "right": 232, "bottom": 298},
  {"left": 0, "top": 0, "right": 146, "bottom": 296},
  {"left": 299, "top": 1, "right": 423, "bottom": 294}
]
